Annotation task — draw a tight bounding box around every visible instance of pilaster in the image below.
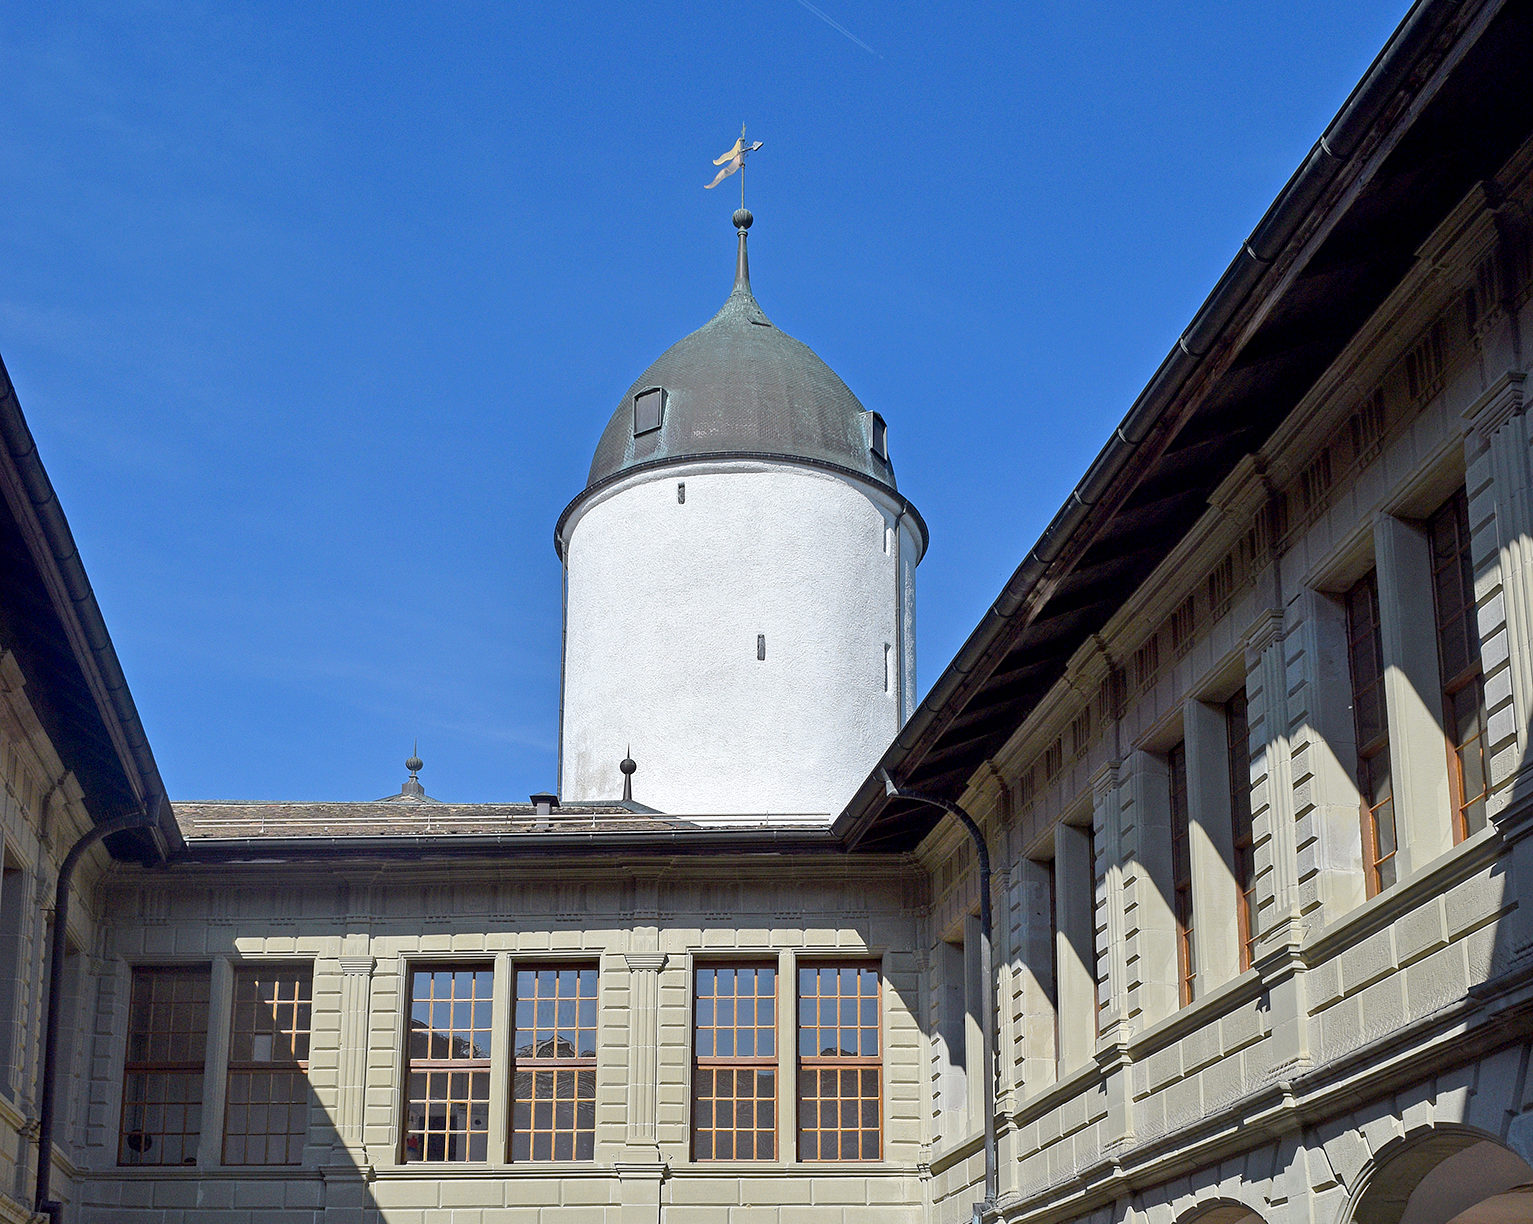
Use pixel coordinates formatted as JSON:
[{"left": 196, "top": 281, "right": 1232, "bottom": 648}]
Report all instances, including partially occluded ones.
[
  {"left": 1091, "top": 761, "right": 1129, "bottom": 1046},
  {"left": 1465, "top": 371, "right": 1533, "bottom": 813},
  {"left": 1002, "top": 858, "right": 1053, "bottom": 1100},
  {"left": 1247, "top": 609, "right": 1304, "bottom": 952},
  {"left": 1120, "top": 750, "right": 1178, "bottom": 1028},
  {"left": 622, "top": 952, "right": 667, "bottom": 1155},
  {"left": 1285, "top": 588, "right": 1366, "bottom": 921},
  {"left": 330, "top": 953, "right": 375, "bottom": 1173}
]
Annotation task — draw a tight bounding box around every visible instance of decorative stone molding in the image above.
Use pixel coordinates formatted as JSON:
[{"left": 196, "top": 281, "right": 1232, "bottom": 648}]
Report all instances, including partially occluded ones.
[
  {"left": 334, "top": 955, "right": 376, "bottom": 1151},
  {"left": 1463, "top": 369, "right": 1527, "bottom": 440},
  {"left": 622, "top": 953, "right": 667, "bottom": 972},
  {"left": 623, "top": 953, "right": 667, "bottom": 1145}
]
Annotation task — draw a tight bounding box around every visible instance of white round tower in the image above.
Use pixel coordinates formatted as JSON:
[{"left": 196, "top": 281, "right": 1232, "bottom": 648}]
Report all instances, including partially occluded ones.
[{"left": 556, "top": 211, "right": 926, "bottom": 816}]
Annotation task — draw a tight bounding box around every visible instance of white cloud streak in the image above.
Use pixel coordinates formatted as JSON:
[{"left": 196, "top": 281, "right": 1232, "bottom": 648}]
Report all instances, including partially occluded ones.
[{"left": 793, "top": 0, "right": 883, "bottom": 58}]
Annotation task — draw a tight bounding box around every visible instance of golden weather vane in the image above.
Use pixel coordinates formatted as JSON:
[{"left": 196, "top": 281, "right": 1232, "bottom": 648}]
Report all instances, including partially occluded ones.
[{"left": 705, "top": 122, "right": 764, "bottom": 208}]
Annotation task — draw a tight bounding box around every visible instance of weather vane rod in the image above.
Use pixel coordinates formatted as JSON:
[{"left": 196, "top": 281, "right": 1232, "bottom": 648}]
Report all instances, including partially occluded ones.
[{"left": 705, "top": 122, "right": 764, "bottom": 207}]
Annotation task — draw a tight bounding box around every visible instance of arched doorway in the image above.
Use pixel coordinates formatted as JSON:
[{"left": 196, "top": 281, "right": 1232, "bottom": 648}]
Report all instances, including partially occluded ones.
[
  {"left": 1349, "top": 1127, "right": 1533, "bottom": 1224},
  {"left": 1180, "top": 1203, "right": 1265, "bottom": 1224}
]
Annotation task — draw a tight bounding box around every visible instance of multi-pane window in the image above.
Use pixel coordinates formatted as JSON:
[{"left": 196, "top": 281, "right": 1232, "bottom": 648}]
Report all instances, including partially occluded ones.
[
  {"left": 1429, "top": 489, "right": 1488, "bottom": 839},
  {"left": 1346, "top": 572, "right": 1397, "bottom": 894},
  {"left": 120, "top": 967, "right": 210, "bottom": 1166},
  {"left": 0, "top": 852, "right": 23, "bottom": 1099},
  {"left": 797, "top": 965, "right": 880, "bottom": 1161},
  {"left": 1046, "top": 864, "right": 1060, "bottom": 1062},
  {"left": 403, "top": 966, "right": 492, "bottom": 1162},
  {"left": 693, "top": 965, "right": 776, "bottom": 1159},
  {"left": 1168, "top": 743, "right": 1195, "bottom": 1005},
  {"left": 1227, "top": 690, "right": 1258, "bottom": 971},
  {"left": 512, "top": 965, "right": 597, "bottom": 1161},
  {"left": 223, "top": 966, "right": 312, "bottom": 1165}
]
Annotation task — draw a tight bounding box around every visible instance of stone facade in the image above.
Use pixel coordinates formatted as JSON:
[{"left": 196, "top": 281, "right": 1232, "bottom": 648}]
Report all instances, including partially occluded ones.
[
  {"left": 920, "top": 126, "right": 1533, "bottom": 1224},
  {"left": 2, "top": 6, "right": 1532, "bottom": 1224}
]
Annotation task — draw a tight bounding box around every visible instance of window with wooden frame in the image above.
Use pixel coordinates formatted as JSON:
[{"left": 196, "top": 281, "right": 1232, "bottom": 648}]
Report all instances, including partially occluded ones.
[
  {"left": 119, "top": 966, "right": 210, "bottom": 1166},
  {"left": 511, "top": 965, "right": 597, "bottom": 1161},
  {"left": 223, "top": 965, "right": 313, "bottom": 1165},
  {"left": 1429, "top": 488, "right": 1489, "bottom": 840},
  {"left": 797, "top": 964, "right": 880, "bottom": 1161},
  {"left": 1046, "top": 863, "right": 1060, "bottom": 1063},
  {"left": 403, "top": 965, "right": 492, "bottom": 1162},
  {"left": 0, "top": 850, "right": 24, "bottom": 1100},
  {"left": 1346, "top": 572, "right": 1398, "bottom": 894},
  {"left": 1226, "top": 689, "right": 1258, "bottom": 971},
  {"left": 693, "top": 964, "right": 777, "bottom": 1160},
  {"left": 1168, "top": 743, "right": 1195, "bottom": 1006},
  {"left": 1082, "top": 825, "right": 1101, "bottom": 1029}
]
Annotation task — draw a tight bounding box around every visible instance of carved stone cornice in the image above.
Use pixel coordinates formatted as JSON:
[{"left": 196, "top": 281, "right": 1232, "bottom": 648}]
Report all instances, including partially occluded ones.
[
  {"left": 623, "top": 952, "right": 668, "bottom": 972},
  {"left": 1463, "top": 369, "right": 1527, "bottom": 440},
  {"left": 1089, "top": 760, "right": 1121, "bottom": 805},
  {"left": 1244, "top": 608, "right": 1286, "bottom": 658}
]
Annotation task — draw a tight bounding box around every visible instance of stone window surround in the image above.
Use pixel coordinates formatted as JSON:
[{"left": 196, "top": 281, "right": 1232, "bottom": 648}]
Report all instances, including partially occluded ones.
[
  {"left": 375, "top": 947, "right": 897, "bottom": 1172},
  {"left": 112, "top": 957, "right": 308, "bottom": 1172},
  {"left": 681, "top": 950, "right": 891, "bottom": 1167}
]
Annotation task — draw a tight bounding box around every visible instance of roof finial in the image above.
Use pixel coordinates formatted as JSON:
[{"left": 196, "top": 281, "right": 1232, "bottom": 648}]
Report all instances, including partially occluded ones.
[
  {"left": 732, "top": 207, "right": 753, "bottom": 293},
  {"left": 400, "top": 740, "right": 425, "bottom": 798},
  {"left": 620, "top": 747, "right": 637, "bottom": 804}
]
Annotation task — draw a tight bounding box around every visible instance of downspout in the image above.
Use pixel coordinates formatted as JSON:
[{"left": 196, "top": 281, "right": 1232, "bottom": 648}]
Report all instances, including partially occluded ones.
[
  {"left": 34, "top": 806, "right": 160, "bottom": 1224},
  {"left": 882, "top": 772, "right": 996, "bottom": 1220}
]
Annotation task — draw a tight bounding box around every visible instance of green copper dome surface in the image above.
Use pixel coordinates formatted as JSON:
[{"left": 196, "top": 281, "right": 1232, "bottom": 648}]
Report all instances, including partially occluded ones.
[{"left": 585, "top": 230, "right": 896, "bottom": 494}]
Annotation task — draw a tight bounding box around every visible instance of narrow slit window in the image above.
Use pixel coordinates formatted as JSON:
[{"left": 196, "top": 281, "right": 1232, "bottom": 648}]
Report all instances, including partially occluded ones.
[{"left": 633, "top": 387, "right": 664, "bottom": 436}]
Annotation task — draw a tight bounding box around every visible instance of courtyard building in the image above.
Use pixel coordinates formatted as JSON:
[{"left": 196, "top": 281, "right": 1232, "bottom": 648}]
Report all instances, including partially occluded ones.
[{"left": 0, "top": 2, "right": 1532, "bottom": 1222}]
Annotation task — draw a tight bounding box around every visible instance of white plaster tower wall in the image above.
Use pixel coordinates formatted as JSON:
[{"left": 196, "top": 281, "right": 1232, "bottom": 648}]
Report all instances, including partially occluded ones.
[{"left": 560, "top": 458, "right": 919, "bottom": 815}]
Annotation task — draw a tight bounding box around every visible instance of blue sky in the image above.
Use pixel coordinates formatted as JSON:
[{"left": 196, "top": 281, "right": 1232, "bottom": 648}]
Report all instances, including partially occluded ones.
[{"left": 1, "top": 2, "right": 1410, "bottom": 802}]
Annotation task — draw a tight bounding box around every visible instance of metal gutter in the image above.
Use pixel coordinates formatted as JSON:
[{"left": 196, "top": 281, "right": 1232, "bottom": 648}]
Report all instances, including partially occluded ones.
[
  {"left": 832, "top": 0, "right": 1472, "bottom": 848},
  {"left": 173, "top": 825, "right": 859, "bottom": 863},
  {"left": 0, "top": 357, "right": 182, "bottom": 856}
]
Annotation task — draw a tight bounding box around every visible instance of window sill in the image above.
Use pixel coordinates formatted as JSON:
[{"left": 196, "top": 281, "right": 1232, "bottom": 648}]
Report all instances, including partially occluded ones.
[{"left": 1305, "top": 821, "right": 1502, "bottom": 963}]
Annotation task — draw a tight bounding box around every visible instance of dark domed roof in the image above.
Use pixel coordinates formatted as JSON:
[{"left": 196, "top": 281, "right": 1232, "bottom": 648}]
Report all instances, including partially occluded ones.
[{"left": 584, "top": 227, "right": 897, "bottom": 494}]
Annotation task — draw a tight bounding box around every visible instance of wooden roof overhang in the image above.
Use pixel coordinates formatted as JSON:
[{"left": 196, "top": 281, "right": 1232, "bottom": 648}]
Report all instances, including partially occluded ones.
[
  {"left": 836, "top": 0, "right": 1533, "bottom": 854},
  {"left": 0, "top": 357, "right": 180, "bottom": 862}
]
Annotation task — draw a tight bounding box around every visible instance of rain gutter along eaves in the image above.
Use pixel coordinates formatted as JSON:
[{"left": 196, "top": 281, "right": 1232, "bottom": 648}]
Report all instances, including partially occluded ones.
[
  {"left": 173, "top": 826, "right": 856, "bottom": 863},
  {"left": 0, "top": 358, "right": 182, "bottom": 856},
  {"left": 832, "top": 0, "right": 1469, "bottom": 848}
]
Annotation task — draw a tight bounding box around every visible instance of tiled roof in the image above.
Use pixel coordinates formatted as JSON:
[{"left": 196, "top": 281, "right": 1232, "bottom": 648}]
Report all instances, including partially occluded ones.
[{"left": 172, "top": 800, "right": 830, "bottom": 842}]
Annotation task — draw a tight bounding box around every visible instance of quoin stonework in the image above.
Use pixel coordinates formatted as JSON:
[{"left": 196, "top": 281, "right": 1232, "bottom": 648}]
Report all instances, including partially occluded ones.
[{"left": 3, "top": 3, "right": 1533, "bottom": 1223}]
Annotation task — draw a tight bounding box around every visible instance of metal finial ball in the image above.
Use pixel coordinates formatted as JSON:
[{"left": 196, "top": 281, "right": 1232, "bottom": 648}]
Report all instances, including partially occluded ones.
[
  {"left": 406, "top": 755, "right": 423, "bottom": 774},
  {"left": 733, "top": 208, "right": 753, "bottom": 230},
  {"left": 620, "top": 756, "right": 637, "bottom": 776}
]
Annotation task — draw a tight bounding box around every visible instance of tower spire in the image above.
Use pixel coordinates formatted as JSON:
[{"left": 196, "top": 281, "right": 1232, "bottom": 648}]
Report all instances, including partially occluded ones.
[{"left": 732, "top": 206, "right": 754, "bottom": 294}]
